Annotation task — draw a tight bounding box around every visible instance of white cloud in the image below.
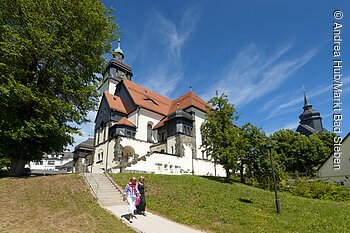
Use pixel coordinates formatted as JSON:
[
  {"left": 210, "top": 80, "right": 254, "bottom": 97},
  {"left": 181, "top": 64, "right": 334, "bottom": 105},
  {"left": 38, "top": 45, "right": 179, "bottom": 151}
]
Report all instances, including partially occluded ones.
[
  {"left": 202, "top": 42, "right": 317, "bottom": 108},
  {"left": 263, "top": 75, "right": 350, "bottom": 120},
  {"left": 138, "top": 8, "right": 200, "bottom": 98}
]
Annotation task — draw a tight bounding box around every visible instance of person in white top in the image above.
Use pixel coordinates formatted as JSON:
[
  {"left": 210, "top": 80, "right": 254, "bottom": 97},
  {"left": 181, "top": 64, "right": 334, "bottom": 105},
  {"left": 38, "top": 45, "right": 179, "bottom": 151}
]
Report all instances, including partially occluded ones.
[{"left": 123, "top": 177, "right": 140, "bottom": 223}]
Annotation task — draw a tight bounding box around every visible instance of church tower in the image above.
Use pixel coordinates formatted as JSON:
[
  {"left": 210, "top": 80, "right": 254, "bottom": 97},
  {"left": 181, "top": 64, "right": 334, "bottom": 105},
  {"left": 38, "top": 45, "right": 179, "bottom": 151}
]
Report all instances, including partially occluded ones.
[
  {"left": 98, "top": 39, "right": 133, "bottom": 94},
  {"left": 296, "top": 89, "right": 327, "bottom": 136}
]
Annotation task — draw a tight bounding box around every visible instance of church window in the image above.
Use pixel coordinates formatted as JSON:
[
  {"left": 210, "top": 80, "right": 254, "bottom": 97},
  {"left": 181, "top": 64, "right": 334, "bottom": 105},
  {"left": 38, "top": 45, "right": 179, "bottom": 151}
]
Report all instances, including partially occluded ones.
[
  {"left": 171, "top": 146, "right": 174, "bottom": 154},
  {"left": 147, "top": 123, "right": 153, "bottom": 142}
]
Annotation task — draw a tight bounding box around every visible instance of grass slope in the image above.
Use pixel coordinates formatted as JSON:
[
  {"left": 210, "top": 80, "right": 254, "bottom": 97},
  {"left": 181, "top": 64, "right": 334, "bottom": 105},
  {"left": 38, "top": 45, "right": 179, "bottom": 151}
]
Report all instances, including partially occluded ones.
[
  {"left": 0, "top": 174, "right": 135, "bottom": 233},
  {"left": 112, "top": 174, "right": 350, "bottom": 233}
]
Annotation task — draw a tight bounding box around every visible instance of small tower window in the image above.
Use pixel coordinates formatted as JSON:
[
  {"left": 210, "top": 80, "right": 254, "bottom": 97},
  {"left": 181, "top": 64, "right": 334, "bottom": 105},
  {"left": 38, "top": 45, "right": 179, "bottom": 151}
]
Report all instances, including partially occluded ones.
[{"left": 144, "top": 98, "right": 158, "bottom": 105}]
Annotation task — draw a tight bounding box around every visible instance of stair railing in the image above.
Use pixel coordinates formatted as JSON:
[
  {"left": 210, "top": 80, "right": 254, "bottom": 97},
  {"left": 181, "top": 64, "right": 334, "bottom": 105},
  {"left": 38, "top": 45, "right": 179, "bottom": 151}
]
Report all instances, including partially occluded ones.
[{"left": 83, "top": 165, "right": 100, "bottom": 200}]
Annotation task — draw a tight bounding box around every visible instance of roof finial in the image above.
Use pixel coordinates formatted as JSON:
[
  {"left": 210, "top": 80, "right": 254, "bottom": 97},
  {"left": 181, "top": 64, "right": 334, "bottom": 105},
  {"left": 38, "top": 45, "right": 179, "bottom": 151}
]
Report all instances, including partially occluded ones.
[
  {"left": 117, "top": 38, "right": 121, "bottom": 49},
  {"left": 303, "top": 86, "right": 310, "bottom": 107},
  {"left": 112, "top": 37, "right": 124, "bottom": 59},
  {"left": 190, "top": 85, "right": 192, "bottom": 92}
]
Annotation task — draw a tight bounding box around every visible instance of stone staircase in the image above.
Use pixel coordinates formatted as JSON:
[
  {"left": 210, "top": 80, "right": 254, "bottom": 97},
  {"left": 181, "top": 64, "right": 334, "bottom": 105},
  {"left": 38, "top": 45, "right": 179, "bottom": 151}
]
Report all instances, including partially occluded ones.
[{"left": 84, "top": 173, "right": 126, "bottom": 207}]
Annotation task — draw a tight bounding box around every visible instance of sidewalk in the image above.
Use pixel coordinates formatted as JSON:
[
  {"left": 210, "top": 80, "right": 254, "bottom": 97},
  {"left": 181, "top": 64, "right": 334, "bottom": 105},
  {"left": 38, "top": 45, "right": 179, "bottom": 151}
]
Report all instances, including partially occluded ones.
[{"left": 105, "top": 205, "right": 205, "bottom": 233}]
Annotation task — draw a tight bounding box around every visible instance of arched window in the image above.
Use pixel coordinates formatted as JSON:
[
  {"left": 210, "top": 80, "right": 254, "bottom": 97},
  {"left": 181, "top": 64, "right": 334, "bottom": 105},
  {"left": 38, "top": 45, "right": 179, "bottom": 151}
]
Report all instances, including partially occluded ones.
[
  {"left": 123, "top": 146, "right": 135, "bottom": 163},
  {"left": 147, "top": 123, "right": 153, "bottom": 142}
]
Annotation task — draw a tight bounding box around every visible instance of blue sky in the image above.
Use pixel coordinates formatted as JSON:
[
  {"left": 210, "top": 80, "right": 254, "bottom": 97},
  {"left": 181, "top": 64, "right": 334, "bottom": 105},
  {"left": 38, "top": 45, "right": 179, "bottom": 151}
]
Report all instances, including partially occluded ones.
[{"left": 69, "top": 0, "right": 349, "bottom": 150}]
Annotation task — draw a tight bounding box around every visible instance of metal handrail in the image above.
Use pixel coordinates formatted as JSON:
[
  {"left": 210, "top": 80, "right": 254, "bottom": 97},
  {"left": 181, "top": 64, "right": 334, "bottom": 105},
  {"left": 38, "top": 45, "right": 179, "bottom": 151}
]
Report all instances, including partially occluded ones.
[{"left": 82, "top": 164, "right": 100, "bottom": 200}]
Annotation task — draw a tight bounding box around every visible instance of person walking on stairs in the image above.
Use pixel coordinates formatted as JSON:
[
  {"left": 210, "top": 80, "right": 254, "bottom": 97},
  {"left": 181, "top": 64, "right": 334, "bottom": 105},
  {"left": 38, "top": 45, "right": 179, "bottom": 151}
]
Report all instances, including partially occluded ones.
[
  {"left": 123, "top": 177, "right": 140, "bottom": 223},
  {"left": 136, "top": 176, "right": 147, "bottom": 216}
]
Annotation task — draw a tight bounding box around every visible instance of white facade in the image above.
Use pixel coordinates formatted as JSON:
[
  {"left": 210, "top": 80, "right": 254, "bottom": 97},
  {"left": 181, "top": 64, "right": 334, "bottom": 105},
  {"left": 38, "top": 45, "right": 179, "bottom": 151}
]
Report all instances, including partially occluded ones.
[
  {"left": 91, "top": 44, "right": 223, "bottom": 176},
  {"left": 29, "top": 153, "right": 73, "bottom": 173},
  {"left": 318, "top": 133, "right": 350, "bottom": 187},
  {"left": 92, "top": 106, "right": 225, "bottom": 176},
  {"left": 134, "top": 108, "right": 163, "bottom": 142}
]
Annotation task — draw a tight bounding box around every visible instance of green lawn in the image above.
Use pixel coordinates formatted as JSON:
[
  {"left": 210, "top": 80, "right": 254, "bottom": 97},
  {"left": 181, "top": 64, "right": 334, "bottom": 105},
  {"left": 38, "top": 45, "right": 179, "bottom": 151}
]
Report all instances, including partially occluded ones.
[
  {"left": 0, "top": 174, "right": 135, "bottom": 233},
  {"left": 112, "top": 173, "right": 350, "bottom": 233}
]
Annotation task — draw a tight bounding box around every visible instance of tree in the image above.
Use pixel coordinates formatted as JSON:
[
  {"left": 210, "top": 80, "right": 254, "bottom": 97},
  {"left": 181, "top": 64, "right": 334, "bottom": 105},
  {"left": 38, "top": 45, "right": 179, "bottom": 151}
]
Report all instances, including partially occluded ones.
[
  {"left": 238, "top": 123, "right": 285, "bottom": 188},
  {"left": 201, "top": 91, "right": 240, "bottom": 181},
  {"left": 0, "top": 0, "right": 117, "bottom": 176},
  {"left": 271, "top": 130, "right": 333, "bottom": 176},
  {"left": 239, "top": 123, "right": 266, "bottom": 183}
]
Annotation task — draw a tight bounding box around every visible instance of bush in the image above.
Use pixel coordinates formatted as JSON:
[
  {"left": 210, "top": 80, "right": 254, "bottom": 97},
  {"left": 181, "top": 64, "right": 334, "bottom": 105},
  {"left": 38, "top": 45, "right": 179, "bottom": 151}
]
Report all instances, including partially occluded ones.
[{"left": 287, "top": 179, "right": 350, "bottom": 202}]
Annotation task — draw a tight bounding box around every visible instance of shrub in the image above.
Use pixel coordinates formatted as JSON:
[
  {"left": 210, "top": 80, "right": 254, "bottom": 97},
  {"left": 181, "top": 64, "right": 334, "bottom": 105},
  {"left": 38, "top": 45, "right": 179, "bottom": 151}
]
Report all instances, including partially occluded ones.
[{"left": 287, "top": 179, "right": 350, "bottom": 202}]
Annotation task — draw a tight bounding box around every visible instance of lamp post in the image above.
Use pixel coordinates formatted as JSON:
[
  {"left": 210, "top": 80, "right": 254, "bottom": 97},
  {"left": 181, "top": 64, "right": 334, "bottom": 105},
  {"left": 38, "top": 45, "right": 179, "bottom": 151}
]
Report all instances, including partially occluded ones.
[{"left": 267, "top": 139, "right": 280, "bottom": 214}]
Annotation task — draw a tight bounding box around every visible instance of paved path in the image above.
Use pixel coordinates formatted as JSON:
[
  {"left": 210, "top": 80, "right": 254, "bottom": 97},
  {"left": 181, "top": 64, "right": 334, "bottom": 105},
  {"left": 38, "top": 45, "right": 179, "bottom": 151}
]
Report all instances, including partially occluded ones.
[
  {"left": 106, "top": 205, "right": 205, "bottom": 233},
  {"left": 84, "top": 173, "right": 205, "bottom": 233}
]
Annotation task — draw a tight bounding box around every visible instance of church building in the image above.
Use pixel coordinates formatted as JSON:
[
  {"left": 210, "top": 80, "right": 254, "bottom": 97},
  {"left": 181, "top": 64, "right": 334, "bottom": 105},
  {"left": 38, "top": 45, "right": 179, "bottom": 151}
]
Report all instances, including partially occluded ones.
[
  {"left": 296, "top": 91, "right": 327, "bottom": 136},
  {"left": 91, "top": 41, "right": 225, "bottom": 176}
]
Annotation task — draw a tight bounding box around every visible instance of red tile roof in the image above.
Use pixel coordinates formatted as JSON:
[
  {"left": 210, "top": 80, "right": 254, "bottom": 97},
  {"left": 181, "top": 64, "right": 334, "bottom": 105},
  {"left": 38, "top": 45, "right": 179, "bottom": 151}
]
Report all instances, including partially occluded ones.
[
  {"left": 169, "top": 91, "right": 208, "bottom": 113},
  {"left": 103, "top": 80, "right": 209, "bottom": 128},
  {"left": 104, "top": 92, "right": 127, "bottom": 114},
  {"left": 115, "top": 117, "right": 136, "bottom": 128},
  {"left": 123, "top": 80, "right": 172, "bottom": 116}
]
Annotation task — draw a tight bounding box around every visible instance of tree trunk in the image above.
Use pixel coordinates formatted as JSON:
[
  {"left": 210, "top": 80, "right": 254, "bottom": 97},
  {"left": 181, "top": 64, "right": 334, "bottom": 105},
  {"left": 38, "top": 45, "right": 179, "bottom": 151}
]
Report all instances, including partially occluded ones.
[
  {"left": 214, "top": 162, "right": 217, "bottom": 177},
  {"left": 9, "top": 157, "right": 27, "bottom": 177},
  {"left": 240, "top": 162, "right": 245, "bottom": 183},
  {"left": 225, "top": 168, "right": 231, "bottom": 182}
]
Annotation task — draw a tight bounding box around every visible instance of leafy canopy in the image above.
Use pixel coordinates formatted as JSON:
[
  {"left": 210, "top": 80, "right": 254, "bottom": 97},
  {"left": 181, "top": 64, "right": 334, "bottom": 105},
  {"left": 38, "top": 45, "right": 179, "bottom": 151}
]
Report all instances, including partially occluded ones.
[
  {"left": 200, "top": 91, "right": 240, "bottom": 179},
  {"left": 0, "top": 0, "right": 117, "bottom": 170}
]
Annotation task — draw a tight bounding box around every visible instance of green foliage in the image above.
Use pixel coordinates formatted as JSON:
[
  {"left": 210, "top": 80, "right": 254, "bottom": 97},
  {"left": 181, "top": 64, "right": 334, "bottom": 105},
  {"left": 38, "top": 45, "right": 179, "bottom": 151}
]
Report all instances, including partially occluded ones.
[
  {"left": 200, "top": 91, "right": 240, "bottom": 179},
  {"left": 287, "top": 179, "right": 350, "bottom": 202},
  {"left": 0, "top": 157, "right": 10, "bottom": 169},
  {"left": 0, "top": 0, "right": 117, "bottom": 175},
  {"left": 271, "top": 130, "right": 333, "bottom": 175}
]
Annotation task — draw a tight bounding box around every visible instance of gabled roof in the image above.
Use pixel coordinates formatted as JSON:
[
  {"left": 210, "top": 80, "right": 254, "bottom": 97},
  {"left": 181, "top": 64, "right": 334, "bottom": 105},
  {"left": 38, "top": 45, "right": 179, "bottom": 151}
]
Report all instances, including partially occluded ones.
[
  {"left": 123, "top": 80, "right": 172, "bottom": 116},
  {"left": 104, "top": 80, "right": 209, "bottom": 117},
  {"left": 169, "top": 91, "right": 208, "bottom": 113},
  {"left": 104, "top": 92, "right": 127, "bottom": 114},
  {"left": 74, "top": 138, "right": 94, "bottom": 151},
  {"left": 115, "top": 117, "right": 136, "bottom": 128},
  {"left": 317, "top": 132, "right": 350, "bottom": 171},
  {"left": 154, "top": 117, "right": 168, "bottom": 129}
]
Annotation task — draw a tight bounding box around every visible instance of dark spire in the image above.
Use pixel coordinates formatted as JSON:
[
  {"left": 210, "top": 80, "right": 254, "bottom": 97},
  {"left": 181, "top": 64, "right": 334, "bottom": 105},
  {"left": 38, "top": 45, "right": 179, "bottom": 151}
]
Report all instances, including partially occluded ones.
[
  {"left": 296, "top": 86, "right": 326, "bottom": 136},
  {"left": 303, "top": 86, "right": 311, "bottom": 108}
]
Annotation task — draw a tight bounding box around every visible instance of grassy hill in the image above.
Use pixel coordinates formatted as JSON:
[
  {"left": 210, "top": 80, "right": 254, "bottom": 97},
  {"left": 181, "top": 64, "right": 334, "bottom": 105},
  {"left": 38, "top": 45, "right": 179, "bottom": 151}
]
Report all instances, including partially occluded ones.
[
  {"left": 0, "top": 174, "right": 135, "bottom": 233},
  {"left": 112, "top": 174, "right": 350, "bottom": 233}
]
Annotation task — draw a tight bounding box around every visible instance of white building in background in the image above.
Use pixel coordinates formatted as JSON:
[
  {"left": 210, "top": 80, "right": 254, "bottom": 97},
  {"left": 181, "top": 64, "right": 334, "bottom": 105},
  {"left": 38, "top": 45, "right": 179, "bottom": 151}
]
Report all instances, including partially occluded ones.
[
  {"left": 90, "top": 41, "right": 225, "bottom": 176},
  {"left": 29, "top": 152, "right": 74, "bottom": 174},
  {"left": 318, "top": 132, "right": 350, "bottom": 187}
]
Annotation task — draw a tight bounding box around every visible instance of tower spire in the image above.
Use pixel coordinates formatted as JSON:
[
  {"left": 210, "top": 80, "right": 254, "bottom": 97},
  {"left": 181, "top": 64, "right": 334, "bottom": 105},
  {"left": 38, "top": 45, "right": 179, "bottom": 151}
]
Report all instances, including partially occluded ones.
[
  {"left": 112, "top": 38, "right": 124, "bottom": 60},
  {"left": 303, "top": 86, "right": 310, "bottom": 107}
]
